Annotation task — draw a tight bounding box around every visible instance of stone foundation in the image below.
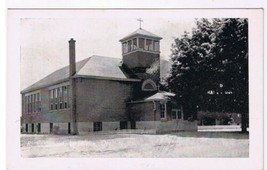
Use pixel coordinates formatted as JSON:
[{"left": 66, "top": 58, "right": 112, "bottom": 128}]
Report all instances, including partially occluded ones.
[{"left": 21, "top": 120, "right": 197, "bottom": 135}]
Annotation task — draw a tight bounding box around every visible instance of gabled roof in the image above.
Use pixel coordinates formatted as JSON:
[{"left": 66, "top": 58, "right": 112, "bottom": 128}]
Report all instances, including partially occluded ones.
[
  {"left": 21, "top": 58, "right": 90, "bottom": 93},
  {"left": 21, "top": 55, "right": 141, "bottom": 93},
  {"left": 74, "top": 55, "right": 137, "bottom": 80},
  {"left": 119, "top": 28, "right": 162, "bottom": 42}
]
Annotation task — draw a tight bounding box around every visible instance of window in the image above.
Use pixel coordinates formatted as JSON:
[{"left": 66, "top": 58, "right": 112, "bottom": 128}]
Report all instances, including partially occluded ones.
[
  {"left": 177, "top": 110, "right": 182, "bottom": 119},
  {"left": 154, "top": 41, "right": 159, "bottom": 51},
  {"left": 171, "top": 108, "right": 183, "bottom": 120},
  {"left": 139, "top": 38, "right": 145, "bottom": 49},
  {"left": 172, "top": 110, "right": 177, "bottom": 119},
  {"left": 122, "top": 42, "right": 128, "bottom": 54},
  {"left": 141, "top": 79, "right": 157, "bottom": 91},
  {"left": 37, "top": 123, "right": 41, "bottom": 133},
  {"left": 24, "top": 96, "right": 27, "bottom": 114},
  {"left": 146, "top": 39, "right": 153, "bottom": 51},
  {"left": 54, "top": 88, "right": 58, "bottom": 98},
  {"left": 50, "top": 85, "right": 70, "bottom": 111},
  {"left": 120, "top": 121, "right": 128, "bottom": 129},
  {"left": 93, "top": 122, "right": 102, "bottom": 131},
  {"left": 160, "top": 104, "right": 166, "bottom": 119},
  {"left": 50, "top": 123, "right": 53, "bottom": 133},
  {"left": 32, "top": 123, "right": 34, "bottom": 133},
  {"left": 25, "top": 92, "right": 41, "bottom": 113},
  {"left": 127, "top": 40, "right": 132, "bottom": 52},
  {"left": 38, "top": 93, "right": 41, "bottom": 112},
  {"left": 68, "top": 123, "right": 71, "bottom": 134},
  {"left": 29, "top": 95, "right": 32, "bottom": 113},
  {"left": 32, "top": 95, "right": 35, "bottom": 112},
  {"left": 28, "top": 96, "right": 30, "bottom": 113},
  {"left": 59, "top": 87, "right": 63, "bottom": 107},
  {"left": 50, "top": 90, "right": 53, "bottom": 99},
  {"left": 133, "top": 38, "right": 137, "bottom": 50},
  {"left": 25, "top": 124, "right": 28, "bottom": 133}
]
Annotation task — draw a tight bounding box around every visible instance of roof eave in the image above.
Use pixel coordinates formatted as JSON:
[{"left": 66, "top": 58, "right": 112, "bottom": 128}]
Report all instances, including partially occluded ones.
[
  {"left": 73, "top": 74, "right": 141, "bottom": 82},
  {"left": 21, "top": 78, "right": 70, "bottom": 94},
  {"left": 119, "top": 34, "right": 162, "bottom": 42}
]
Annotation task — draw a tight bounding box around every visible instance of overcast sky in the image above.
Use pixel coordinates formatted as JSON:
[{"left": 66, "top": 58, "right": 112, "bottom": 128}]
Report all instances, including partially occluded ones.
[{"left": 20, "top": 10, "right": 197, "bottom": 90}]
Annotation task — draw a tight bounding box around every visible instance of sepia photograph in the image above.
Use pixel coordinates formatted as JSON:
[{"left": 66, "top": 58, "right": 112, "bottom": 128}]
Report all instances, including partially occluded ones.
[{"left": 7, "top": 9, "right": 263, "bottom": 169}]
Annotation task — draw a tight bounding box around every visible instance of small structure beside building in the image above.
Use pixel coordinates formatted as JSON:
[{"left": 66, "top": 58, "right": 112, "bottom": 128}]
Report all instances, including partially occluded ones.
[
  {"left": 197, "top": 111, "right": 241, "bottom": 126},
  {"left": 21, "top": 27, "right": 197, "bottom": 134}
]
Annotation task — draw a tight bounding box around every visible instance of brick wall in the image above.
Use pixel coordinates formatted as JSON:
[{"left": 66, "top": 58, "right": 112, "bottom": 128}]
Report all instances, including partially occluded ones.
[
  {"left": 128, "top": 101, "right": 175, "bottom": 122},
  {"left": 76, "top": 78, "right": 133, "bottom": 122}
]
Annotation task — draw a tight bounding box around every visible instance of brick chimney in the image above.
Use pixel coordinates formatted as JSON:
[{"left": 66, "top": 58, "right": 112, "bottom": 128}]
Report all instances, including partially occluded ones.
[
  {"left": 69, "top": 38, "right": 76, "bottom": 77},
  {"left": 69, "top": 38, "right": 78, "bottom": 135}
]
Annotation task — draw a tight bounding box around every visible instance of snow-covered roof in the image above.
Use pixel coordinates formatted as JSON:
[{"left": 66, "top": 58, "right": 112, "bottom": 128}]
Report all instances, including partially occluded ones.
[
  {"left": 144, "top": 91, "right": 176, "bottom": 102},
  {"left": 21, "top": 55, "right": 140, "bottom": 93},
  {"left": 119, "top": 28, "right": 162, "bottom": 42}
]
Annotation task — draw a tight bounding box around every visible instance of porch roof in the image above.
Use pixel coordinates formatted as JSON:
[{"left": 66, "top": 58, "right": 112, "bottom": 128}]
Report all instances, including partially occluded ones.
[{"left": 144, "top": 91, "right": 176, "bottom": 102}]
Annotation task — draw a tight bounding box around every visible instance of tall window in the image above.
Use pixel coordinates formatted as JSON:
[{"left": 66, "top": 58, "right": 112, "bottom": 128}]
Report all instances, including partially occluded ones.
[
  {"left": 27, "top": 96, "right": 30, "bottom": 113},
  {"left": 31, "top": 123, "right": 34, "bottom": 133},
  {"left": 24, "top": 96, "right": 27, "bottom": 114},
  {"left": 24, "top": 92, "right": 41, "bottom": 114},
  {"left": 59, "top": 87, "right": 63, "bottom": 109},
  {"left": 38, "top": 93, "right": 41, "bottom": 112},
  {"left": 146, "top": 39, "right": 153, "bottom": 51},
  {"left": 177, "top": 110, "right": 182, "bottom": 119},
  {"left": 172, "top": 110, "right": 177, "bottom": 119},
  {"left": 50, "top": 90, "right": 53, "bottom": 99},
  {"left": 154, "top": 41, "right": 160, "bottom": 52},
  {"left": 127, "top": 40, "right": 132, "bottom": 52},
  {"left": 49, "top": 85, "right": 70, "bottom": 111},
  {"left": 54, "top": 88, "right": 58, "bottom": 110},
  {"left": 133, "top": 38, "right": 137, "bottom": 50},
  {"left": 37, "top": 123, "right": 41, "bottom": 133},
  {"left": 139, "top": 38, "right": 145, "bottom": 49},
  {"left": 29, "top": 95, "right": 32, "bottom": 113},
  {"left": 122, "top": 42, "right": 127, "bottom": 54},
  {"left": 32, "top": 95, "right": 35, "bottom": 112},
  {"left": 54, "top": 88, "right": 58, "bottom": 98},
  {"left": 171, "top": 107, "right": 183, "bottom": 120},
  {"left": 25, "top": 124, "right": 28, "bottom": 133},
  {"left": 160, "top": 104, "right": 166, "bottom": 119}
]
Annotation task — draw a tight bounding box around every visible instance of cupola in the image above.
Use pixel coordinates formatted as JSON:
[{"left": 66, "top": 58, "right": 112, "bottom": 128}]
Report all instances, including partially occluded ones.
[{"left": 119, "top": 28, "right": 162, "bottom": 72}]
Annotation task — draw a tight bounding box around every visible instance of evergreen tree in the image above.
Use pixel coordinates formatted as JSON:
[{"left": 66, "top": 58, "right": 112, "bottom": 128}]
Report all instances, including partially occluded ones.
[{"left": 165, "top": 18, "right": 248, "bottom": 132}]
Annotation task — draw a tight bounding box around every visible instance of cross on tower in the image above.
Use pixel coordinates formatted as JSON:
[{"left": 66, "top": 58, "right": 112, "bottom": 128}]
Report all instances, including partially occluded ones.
[{"left": 137, "top": 18, "right": 143, "bottom": 29}]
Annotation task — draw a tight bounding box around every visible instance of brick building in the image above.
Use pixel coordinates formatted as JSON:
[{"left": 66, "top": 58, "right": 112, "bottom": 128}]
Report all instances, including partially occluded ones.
[{"left": 21, "top": 28, "right": 197, "bottom": 134}]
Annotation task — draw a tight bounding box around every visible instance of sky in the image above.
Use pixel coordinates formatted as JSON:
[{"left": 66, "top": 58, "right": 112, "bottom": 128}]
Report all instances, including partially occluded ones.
[{"left": 20, "top": 10, "right": 197, "bottom": 90}]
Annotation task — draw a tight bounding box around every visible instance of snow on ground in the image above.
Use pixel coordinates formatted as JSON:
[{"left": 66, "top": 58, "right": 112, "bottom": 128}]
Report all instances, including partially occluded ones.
[
  {"left": 21, "top": 130, "right": 248, "bottom": 158},
  {"left": 198, "top": 125, "right": 248, "bottom": 132}
]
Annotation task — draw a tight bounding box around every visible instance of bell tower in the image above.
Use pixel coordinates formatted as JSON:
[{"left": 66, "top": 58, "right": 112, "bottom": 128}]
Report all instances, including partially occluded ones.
[{"left": 119, "top": 28, "right": 162, "bottom": 83}]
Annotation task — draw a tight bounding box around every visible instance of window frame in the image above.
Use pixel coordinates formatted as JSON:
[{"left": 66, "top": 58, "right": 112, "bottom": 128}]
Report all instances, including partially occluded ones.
[
  {"left": 141, "top": 79, "right": 157, "bottom": 91},
  {"left": 171, "top": 107, "right": 183, "bottom": 120},
  {"left": 160, "top": 103, "right": 167, "bottom": 119},
  {"left": 93, "top": 122, "right": 102, "bottom": 131}
]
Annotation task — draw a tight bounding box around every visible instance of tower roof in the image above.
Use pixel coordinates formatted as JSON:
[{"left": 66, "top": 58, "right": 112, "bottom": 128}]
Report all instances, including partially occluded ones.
[{"left": 119, "top": 28, "right": 162, "bottom": 42}]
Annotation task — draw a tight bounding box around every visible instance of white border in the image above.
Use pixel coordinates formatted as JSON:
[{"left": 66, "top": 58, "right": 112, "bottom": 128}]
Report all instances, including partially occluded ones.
[
  {"left": 6, "top": 0, "right": 264, "bottom": 9},
  {"left": 7, "top": 9, "right": 264, "bottom": 170}
]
